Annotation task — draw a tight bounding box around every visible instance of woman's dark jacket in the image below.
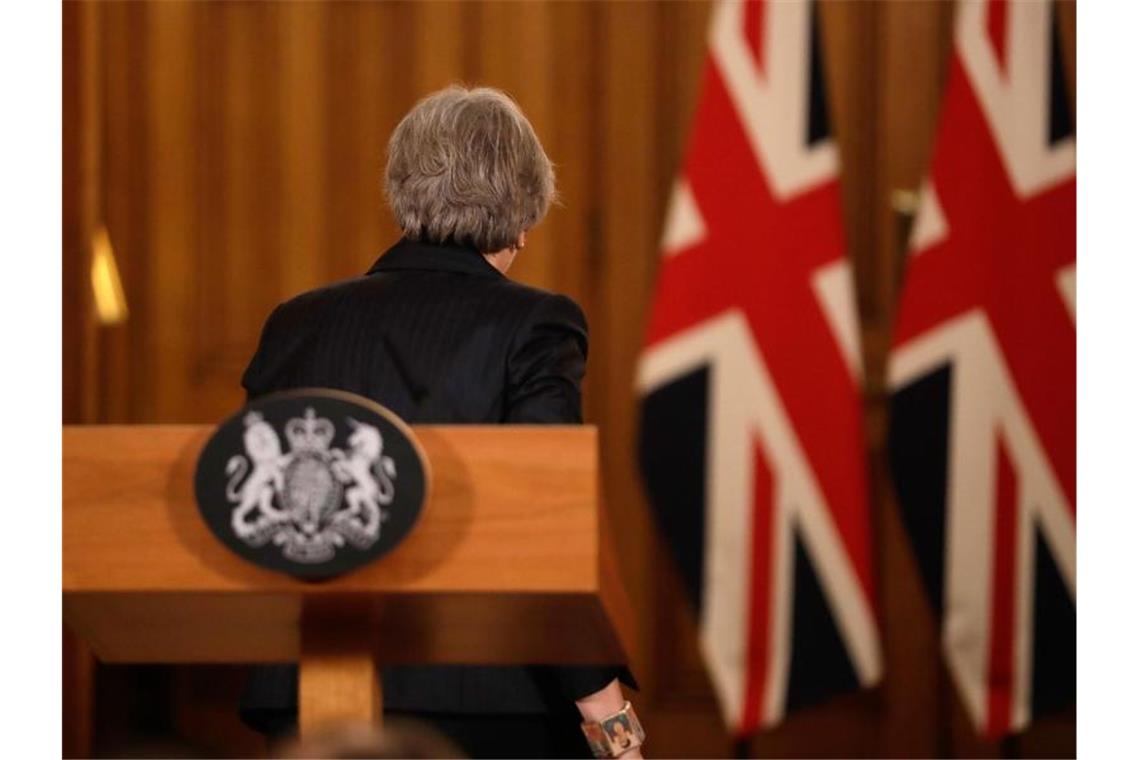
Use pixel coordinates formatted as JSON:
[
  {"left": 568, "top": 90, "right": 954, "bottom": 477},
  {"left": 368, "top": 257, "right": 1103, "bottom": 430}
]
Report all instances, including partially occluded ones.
[{"left": 239, "top": 237, "right": 635, "bottom": 730}]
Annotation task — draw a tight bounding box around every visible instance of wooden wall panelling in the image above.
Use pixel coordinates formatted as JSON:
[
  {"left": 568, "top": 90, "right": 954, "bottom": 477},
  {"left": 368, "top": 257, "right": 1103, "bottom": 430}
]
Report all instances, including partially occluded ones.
[
  {"left": 325, "top": 1, "right": 368, "bottom": 287},
  {"left": 819, "top": 0, "right": 882, "bottom": 336},
  {"left": 195, "top": 0, "right": 280, "bottom": 412},
  {"left": 61, "top": 0, "right": 82, "bottom": 425},
  {"left": 144, "top": 2, "right": 196, "bottom": 422},
  {"left": 61, "top": 4, "right": 102, "bottom": 756},
  {"left": 596, "top": 0, "right": 660, "bottom": 697},
  {"left": 411, "top": 1, "right": 468, "bottom": 94},
  {"left": 330, "top": 1, "right": 407, "bottom": 282},
  {"left": 577, "top": 0, "right": 609, "bottom": 426},
  {"left": 97, "top": 1, "right": 144, "bottom": 424},
  {"left": 62, "top": 0, "right": 99, "bottom": 427},
  {"left": 278, "top": 3, "right": 328, "bottom": 308},
  {"left": 358, "top": 1, "right": 417, "bottom": 269},
  {"left": 62, "top": 4, "right": 99, "bottom": 754},
  {"left": 195, "top": 0, "right": 231, "bottom": 394},
  {"left": 655, "top": 0, "right": 712, "bottom": 178},
  {"left": 868, "top": 5, "right": 954, "bottom": 759},
  {"left": 877, "top": 0, "right": 954, "bottom": 336},
  {"left": 547, "top": 1, "right": 597, "bottom": 311}
]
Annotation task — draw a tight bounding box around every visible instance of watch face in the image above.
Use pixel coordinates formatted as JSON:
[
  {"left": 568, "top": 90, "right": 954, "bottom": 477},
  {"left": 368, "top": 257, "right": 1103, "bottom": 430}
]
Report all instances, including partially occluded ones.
[
  {"left": 194, "top": 389, "right": 429, "bottom": 580},
  {"left": 602, "top": 713, "right": 636, "bottom": 753}
]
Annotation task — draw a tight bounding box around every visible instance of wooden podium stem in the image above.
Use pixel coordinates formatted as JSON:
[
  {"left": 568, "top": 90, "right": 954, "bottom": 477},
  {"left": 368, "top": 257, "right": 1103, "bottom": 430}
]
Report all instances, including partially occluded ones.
[{"left": 299, "top": 622, "right": 382, "bottom": 738}]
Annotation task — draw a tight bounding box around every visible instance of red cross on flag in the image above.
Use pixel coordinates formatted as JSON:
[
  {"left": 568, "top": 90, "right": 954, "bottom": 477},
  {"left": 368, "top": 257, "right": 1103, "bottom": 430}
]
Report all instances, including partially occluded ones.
[
  {"left": 887, "top": 0, "right": 1076, "bottom": 738},
  {"left": 637, "top": 0, "right": 881, "bottom": 736}
]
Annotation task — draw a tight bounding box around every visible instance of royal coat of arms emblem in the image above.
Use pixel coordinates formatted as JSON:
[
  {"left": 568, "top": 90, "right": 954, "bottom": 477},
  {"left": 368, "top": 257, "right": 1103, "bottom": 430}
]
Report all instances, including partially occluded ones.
[
  {"left": 195, "top": 390, "right": 428, "bottom": 578},
  {"left": 227, "top": 408, "right": 396, "bottom": 563}
]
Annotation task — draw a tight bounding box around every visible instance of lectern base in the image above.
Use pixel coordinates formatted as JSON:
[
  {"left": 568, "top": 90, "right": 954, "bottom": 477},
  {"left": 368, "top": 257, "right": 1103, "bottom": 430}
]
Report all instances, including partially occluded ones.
[{"left": 299, "top": 627, "right": 381, "bottom": 736}]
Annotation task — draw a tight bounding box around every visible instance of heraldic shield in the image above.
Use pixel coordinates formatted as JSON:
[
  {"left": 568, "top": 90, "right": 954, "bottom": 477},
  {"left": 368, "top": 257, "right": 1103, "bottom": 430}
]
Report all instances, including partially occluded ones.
[{"left": 194, "top": 389, "right": 429, "bottom": 579}]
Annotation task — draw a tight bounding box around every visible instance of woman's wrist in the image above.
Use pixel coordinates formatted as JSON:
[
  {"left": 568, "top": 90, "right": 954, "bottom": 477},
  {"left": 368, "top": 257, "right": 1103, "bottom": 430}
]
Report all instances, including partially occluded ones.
[
  {"left": 576, "top": 682, "right": 646, "bottom": 759},
  {"left": 575, "top": 678, "right": 627, "bottom": 721}
]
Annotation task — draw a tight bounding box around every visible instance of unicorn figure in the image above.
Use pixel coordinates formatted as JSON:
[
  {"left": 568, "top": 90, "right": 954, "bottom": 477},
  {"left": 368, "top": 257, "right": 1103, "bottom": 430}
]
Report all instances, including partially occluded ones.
[{"left": 331, "top": 417, "right": 397, "bottom": 544}]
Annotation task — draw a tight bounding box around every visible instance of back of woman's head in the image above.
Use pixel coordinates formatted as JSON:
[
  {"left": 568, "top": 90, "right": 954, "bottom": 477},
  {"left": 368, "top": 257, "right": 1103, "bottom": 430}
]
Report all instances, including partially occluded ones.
[{"left": 385, "top": 85, "right": 556, "bottom": 253}]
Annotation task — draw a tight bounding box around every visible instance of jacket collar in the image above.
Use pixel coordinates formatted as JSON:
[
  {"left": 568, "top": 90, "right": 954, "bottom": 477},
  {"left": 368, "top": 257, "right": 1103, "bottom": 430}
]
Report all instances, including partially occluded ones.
[{"left": 367, "top": 237, "right": 505, "bottom": 279}]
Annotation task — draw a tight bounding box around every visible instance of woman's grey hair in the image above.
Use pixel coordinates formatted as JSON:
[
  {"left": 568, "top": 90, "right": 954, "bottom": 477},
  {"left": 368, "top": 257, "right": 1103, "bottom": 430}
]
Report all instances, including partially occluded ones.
[{"left": 385, "top": 85, "right": 556, "bottom": 253}]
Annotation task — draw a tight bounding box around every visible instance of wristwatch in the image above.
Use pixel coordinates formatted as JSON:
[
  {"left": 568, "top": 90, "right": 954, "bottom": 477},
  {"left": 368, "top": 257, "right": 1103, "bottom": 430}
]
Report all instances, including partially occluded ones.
[{"left": 580, "top": 701, "right": 646, "bottom": 758}]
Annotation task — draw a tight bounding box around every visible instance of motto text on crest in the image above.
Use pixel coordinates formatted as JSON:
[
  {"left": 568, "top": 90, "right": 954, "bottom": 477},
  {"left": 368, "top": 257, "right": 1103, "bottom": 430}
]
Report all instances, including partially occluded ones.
[{"left": 224, "top": 408, "right": 397, "bottom": 563}]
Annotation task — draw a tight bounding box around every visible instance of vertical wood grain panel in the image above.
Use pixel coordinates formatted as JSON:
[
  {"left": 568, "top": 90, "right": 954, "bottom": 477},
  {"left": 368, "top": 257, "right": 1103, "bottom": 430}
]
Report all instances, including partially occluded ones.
[
  {"left": 324, "top": 2, "right": 366, "bottom": 284},
  {"left": 879, "top": 1, "right": 954, "bottom": 329},
  {"left": 822, "top": 3, "right": 945, "bottom": 758},
  {"left": 346, "top": 4, "right": 388, "bottom": 281},
  {"left": 62, "top": 6, "right": 99, "bottom": 752},
  {"left": 637, "top": 9, "right": 720, "bottom": 740},
  {"left": 207, "top": 2, "right": 281, "bottom": 357},
  {"left": 101, "top": 1, "right": 151, "bottom": 423},
  {"left": 358, "top": 1, "right": 415, "bottom": 270},
  {"left": 875, "top": 8, "right": 955, "bottom": 754},
  {"left": 819, "top": 2, "right": 882, "bottom": 333},
  {"left": 547, "top": 1, "right": 596, "bottom": 308},
  {"left": 656, "top": 1, "right": 713, "bottom": 199},
  {"left": 146, "top": 1, "right": 198, "bottom": 421},
  {"left": 279, "top": 2, "right": 327, "bottom": 297},
  {"left": 195, "top": 0, "right": 228, "bottom": 367},
  {"left": 62, "top": 0, "right": 101, "bottom": 426},
  {"left": 595, "top": 0, "right": 663, "bottom": 717},
  {"left": 411, "top": 1, "right": 467, "bottom": 94}
]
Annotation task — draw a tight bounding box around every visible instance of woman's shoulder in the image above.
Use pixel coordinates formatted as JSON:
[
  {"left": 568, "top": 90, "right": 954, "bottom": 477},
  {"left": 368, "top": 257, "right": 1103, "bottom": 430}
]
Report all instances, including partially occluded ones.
[
  {"left": 490, "top": 279, "right": 588, "bottom": 331},
  {"left": 262, "top": 275, "right": 366, "bottom": 325},
  {"left": 266, "top": 271, "right": 586, "bottom": 336}
]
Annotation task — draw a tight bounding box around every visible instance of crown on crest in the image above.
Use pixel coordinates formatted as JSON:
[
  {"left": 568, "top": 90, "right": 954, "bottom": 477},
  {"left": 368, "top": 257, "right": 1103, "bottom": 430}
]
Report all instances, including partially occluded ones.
[{"left": 285, "top": 407, "right": 335, "bottom": 452}]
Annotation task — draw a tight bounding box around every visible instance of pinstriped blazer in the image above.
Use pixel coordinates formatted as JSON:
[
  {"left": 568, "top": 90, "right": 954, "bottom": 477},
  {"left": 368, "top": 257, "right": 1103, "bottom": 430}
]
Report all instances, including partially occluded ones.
[{"left": 239, "top": 238, "right": 634, "bottom": 726}]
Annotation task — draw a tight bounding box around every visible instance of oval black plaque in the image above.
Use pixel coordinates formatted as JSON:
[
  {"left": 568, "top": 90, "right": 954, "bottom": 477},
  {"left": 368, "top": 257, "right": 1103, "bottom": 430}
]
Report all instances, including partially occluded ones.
[{"left": 194, "top": 389, "right": 429, "bottom": 579}]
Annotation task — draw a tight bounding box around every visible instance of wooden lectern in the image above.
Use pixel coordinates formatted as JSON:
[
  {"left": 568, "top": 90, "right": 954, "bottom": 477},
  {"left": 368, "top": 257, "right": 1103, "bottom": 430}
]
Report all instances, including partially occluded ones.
[{"left": 63, "top": 425, "right": 635, "bottom": 737}]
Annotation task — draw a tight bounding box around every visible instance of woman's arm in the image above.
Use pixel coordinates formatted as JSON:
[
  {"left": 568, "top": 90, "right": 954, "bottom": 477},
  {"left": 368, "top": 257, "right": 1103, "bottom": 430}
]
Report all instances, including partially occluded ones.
[
  {"left": 503, "top": 292, "right": 589, "bottom": 424},
  {"left": 506, "top": 294, "right": 645, "bottom": 756}
]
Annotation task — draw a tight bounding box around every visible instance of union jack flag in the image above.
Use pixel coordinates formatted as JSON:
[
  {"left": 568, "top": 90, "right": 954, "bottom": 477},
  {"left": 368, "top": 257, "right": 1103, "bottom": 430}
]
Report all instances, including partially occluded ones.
[
  {"left": 637, "top": 0, "right": 881, "bottom": 735},
  {"left": 887, "top": 0, "right": 1076, "bottom": 738}
]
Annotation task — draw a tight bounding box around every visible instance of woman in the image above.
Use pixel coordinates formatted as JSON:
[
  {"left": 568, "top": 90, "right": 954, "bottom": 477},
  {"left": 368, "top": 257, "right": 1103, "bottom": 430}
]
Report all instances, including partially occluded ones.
[{"left": 239, "top": 86, "right": 643, "bottom": 759}]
